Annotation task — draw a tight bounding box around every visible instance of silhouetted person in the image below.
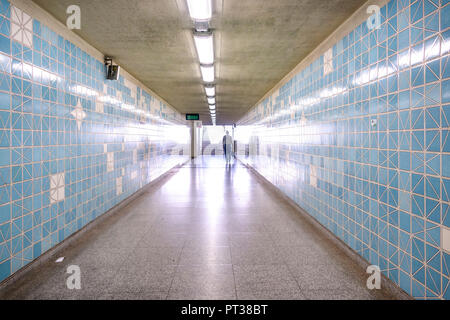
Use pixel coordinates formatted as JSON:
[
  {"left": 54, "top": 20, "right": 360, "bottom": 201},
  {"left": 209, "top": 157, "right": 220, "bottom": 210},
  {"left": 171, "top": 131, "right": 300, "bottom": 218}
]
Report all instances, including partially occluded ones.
[{"left": 222, "top": 131, "right": 233, "bottom": 164}]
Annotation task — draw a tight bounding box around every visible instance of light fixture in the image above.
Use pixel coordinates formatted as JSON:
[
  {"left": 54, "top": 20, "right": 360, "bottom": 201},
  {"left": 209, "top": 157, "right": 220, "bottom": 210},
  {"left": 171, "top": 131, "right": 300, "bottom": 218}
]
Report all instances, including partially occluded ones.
[
  {"left": 207, "top": 97, "right": 216, "bottom": 105},
  {"left": 200, "top": 65, "right": 214, "bottom": 83},
  {"left": 194, "top": 33, "right": 214, "bottom": 65},
  {"left": 186, "top": 0, "right": 212, "bottom": 21},
  {"left": 205, "top": 86, "right": 215, "bottom": 97},
  {"left": 209, "top": 104, "right": 216, "bottom": 110}
]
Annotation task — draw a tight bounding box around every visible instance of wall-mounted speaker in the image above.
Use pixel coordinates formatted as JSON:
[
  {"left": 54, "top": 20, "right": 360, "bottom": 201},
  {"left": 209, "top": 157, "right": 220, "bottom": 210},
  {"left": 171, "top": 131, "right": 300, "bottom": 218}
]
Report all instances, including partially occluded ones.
[
  {"left": 105, "top": 57, "right": 120, "bottom": 81},
  {"left": 106, "top": 65, "right": 120, "bottom": 80}
]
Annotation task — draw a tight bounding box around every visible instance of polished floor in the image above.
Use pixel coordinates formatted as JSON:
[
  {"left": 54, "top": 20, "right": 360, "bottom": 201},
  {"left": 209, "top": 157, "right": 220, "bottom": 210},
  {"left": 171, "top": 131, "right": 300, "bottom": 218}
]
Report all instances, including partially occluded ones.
[{"left": 0, "top": 157, "right": 395, "bottom": 300}]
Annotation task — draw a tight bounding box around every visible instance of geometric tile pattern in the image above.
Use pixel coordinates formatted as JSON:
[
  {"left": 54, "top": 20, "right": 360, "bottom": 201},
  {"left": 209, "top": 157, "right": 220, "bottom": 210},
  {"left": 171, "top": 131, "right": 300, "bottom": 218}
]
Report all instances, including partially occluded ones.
[
  {"left": 0, "top": 0, "right": 189, "bottom": 281},
  {"left": 237, "top": 0, "right": 450, "bottom": 300}
]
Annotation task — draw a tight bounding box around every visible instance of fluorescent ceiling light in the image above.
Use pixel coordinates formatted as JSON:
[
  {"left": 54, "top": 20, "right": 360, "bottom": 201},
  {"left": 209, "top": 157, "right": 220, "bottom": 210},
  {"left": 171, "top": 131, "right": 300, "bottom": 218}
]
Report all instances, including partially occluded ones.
[
  {"left": 209, "top": 105, "right": 216, "bottom": 110},
  {"left": 194, "top": 34, "right": 214, "bottom": 65},
  {"left": 187, "top": 0, "right": 212, "bottom": 20},
  {"left": 207, "top": 97, "right": 216, "bottom": 105},
  {"left": 205, "top": 86, "right": 215, "bottom": 97},
  {"left": 200, "top": 65, "right": 214, "bottom": 83}
]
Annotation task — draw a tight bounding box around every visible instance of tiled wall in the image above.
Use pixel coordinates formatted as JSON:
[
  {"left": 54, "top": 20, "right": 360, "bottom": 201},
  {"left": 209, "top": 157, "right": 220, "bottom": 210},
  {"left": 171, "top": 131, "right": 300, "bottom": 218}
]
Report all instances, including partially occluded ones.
[
  {"left": 237, "top": 0, "right": 450, "bottom": 299},
  {"left": 0, "top": 0, "right": 190, "bottom": 282}
]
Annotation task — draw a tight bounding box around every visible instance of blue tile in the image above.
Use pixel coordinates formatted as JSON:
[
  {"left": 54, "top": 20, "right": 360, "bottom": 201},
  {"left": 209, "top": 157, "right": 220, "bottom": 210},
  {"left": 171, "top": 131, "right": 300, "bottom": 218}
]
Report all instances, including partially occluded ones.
[
  {"left": 0, "top": 258, "right": 10, "bottom": 282},
  {"left": 441, "top": 2, "right": 450, "bottom": 30},
  {"left": 443, "top": 79, "right": 450, "bottom": 103},
  {"left": 443, "top": 154, "right": 450, "bottom": 177},
  {"left": 0, "top": 33, "right": 9, "bottom": 55}
]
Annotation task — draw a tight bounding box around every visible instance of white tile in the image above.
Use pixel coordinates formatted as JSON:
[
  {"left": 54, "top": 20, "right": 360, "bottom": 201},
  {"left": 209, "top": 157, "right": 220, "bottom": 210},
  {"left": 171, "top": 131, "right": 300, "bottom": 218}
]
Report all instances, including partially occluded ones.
[
  {"left": 11, "top": 6, "right": 22, "bottom": 25},
  {"left": 23, "top": 29, "right": 33, "bottom": 48},
  {"left": 116, "top": 177, "right": 123, "bottom": 195},
  {"left": 96, "top": 101, "right": 104, "bottom": 113},
  {"left": 50, "top": 173, "right": 64, "bottom": 190},
  {"left": 56, "top": 187, "right": 65, "bottom": 201},
  {"left": 323, "top": 47, "right": 333, "bottom": 76},
  {"left": 11, "top": 22, "right": 22, "bottom": 43},
  {"left": 50, "top": 189, "right": 59, "bottom": 204},
  {"left": 23, "top": 13, "right": 32, "bottom": 30},
  {"left": 50, "top": 173, "right": 65, "bottom": 204},
  {"left": 310, "top": 166, "right": 317, "bottom": 188},
  {"left": 107, "top": 152, "right": 114, "bottom": 172},
  {"left": 443, "top": 227, "right": 450, "bottom": 253}
]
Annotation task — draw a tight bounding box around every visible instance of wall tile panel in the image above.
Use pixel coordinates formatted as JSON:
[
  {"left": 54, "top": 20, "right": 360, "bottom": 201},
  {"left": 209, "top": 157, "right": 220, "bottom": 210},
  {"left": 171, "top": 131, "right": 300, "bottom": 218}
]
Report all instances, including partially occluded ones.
[
  {"left": 237, "top": 0, "right": 450, "bottom": 300},
  {"left": 0, "top": 0, "right": 190, "bottom": 282}
]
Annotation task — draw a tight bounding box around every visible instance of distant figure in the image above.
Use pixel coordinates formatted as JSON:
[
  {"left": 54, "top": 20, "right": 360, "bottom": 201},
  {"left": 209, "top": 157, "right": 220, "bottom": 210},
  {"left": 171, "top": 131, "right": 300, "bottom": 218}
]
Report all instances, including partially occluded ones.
[{"left": 222, "top": 131, "right": 233, "bottom": 164}]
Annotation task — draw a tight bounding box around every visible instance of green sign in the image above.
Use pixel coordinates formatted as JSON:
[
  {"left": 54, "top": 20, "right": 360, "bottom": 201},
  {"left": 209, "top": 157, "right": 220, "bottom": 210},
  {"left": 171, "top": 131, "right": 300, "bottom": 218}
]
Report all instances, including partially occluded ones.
[{"left": 186, "top": 114, "right": 200, "bottom": 121}]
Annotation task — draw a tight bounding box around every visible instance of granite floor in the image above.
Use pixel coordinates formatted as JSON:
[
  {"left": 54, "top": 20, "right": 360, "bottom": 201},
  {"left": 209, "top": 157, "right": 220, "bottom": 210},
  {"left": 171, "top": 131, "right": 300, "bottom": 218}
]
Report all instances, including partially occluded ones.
[{"left": 0, "top": 156, "right": 396, "bottom": 300}]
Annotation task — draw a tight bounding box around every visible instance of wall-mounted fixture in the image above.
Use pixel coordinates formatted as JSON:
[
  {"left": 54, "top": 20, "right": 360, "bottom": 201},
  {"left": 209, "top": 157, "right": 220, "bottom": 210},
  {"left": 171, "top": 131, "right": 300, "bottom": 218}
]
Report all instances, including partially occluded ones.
[{"left": 105, "top": 57, "right": 120, "bottom": 81}]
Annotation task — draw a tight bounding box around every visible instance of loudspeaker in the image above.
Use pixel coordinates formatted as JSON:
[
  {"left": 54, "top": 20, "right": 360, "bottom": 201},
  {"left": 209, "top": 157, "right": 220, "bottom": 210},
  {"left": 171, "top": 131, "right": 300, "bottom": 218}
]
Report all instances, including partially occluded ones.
[{"left": 106, "top": 65, "right": 120, "bottom": 80}]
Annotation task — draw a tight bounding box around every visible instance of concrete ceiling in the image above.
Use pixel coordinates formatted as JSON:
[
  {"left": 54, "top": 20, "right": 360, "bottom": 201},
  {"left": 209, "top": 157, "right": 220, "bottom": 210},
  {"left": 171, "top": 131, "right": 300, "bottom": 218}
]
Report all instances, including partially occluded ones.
[{"left": 32, "top": 0, "right": 366, "bottom": 125}]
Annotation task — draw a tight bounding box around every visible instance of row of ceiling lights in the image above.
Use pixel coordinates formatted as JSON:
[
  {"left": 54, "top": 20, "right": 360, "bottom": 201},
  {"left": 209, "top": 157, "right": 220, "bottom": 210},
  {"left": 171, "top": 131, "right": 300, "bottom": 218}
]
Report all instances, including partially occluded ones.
[{"left": 187, "top": 0, "right": 216, "bottom": 125}]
